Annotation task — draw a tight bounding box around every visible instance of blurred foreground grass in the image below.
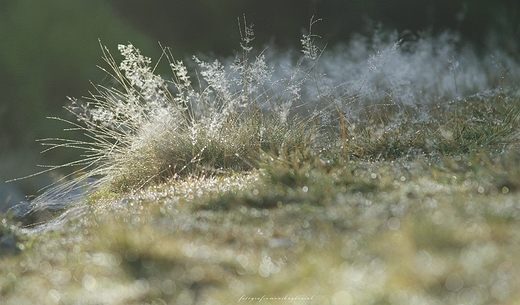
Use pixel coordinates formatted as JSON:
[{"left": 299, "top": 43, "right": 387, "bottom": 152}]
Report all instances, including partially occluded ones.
[{"left": 1, "top": 93, "right": 520, "bottom": 305}]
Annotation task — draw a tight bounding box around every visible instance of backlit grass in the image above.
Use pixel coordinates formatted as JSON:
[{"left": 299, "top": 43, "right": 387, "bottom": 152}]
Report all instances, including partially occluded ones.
[{"left": 2, "top": 20, "right": 520, "bottom": 304}]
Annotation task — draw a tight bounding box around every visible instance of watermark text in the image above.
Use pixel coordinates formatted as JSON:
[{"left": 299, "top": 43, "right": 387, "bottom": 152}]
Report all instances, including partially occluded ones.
[{"left": 238, "top": 295, "right": 314, "bottom": 303}]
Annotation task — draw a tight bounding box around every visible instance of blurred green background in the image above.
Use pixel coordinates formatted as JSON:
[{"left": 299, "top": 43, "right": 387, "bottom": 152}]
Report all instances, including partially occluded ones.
[{"left": 0, "top": 0, "right": 518, "bottom": 209}]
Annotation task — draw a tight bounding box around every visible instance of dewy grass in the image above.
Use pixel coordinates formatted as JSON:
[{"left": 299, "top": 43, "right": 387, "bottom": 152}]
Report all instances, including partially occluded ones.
[
  {"left": 42, "top": 19, "right": 315, "bottom": 193},
  {"left": 29, "top": 20, "right": 519, "bottom": 195},
  {"left": 4, "top": 147, "right": 520, "bottom": 304},
  {"left": 3, "top": 18, "right": 520, "bottom": 305},
  {"left": 337, "top": 91, "right": 520, "bottom": 159}
]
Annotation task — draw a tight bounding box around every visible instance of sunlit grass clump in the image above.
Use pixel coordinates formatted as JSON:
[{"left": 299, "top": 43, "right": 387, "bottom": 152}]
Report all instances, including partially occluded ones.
[
  {"left": 3, "top": 18, "right": 520, "bottom": 305},
  {"left": 33, "top": 18, "right": 520, "bottom": 196},
  {"left": 51, "top": 21, "right": 313, "bottom": 193}
]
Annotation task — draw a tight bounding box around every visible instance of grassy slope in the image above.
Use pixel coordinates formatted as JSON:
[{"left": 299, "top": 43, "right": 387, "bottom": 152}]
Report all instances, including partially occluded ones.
[
  {"left": 1, "top": 32, "right": 520, "bottom": 304},
  {"left": 2, "top": 97, "right": 520, "bottom": 304}
]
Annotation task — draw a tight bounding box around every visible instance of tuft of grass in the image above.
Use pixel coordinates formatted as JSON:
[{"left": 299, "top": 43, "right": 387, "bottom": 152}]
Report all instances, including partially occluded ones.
[{"left": 40, "top": 18, "right": 317, "bottom": 194}]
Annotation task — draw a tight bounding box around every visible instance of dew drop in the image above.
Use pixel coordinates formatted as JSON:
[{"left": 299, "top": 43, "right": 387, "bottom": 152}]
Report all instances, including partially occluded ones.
[
  {"left": 387, "top": 217, "right": 401, "bottom": 230},
  {"left": 445, "top": 273, "right": 464, "bottom": 291},
  {"left": 45, "top": 289, "right": 61, "bottom": 304},
  {"left": 82, "top": 274, "right": 98, "bottom": 291}
]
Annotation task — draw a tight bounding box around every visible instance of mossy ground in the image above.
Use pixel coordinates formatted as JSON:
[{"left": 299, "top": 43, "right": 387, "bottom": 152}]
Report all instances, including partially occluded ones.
[{"left": 2, "top": 92, "right": 520, "bottom": 305}]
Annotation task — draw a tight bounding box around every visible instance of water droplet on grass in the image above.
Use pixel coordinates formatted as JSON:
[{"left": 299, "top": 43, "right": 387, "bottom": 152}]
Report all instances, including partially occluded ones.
[
  {"left": 492, "top": 280, "right": 511, "bottom": 301},
  {"left": 125, "top": 248, "right": 139, "bottom": 262},
  {"left": 82, "top": 274, "right": 98, "bottom": 291},
  {"left": 45, "top": 289, "right": 61, "bottom": 304},
  {"left": 445, "top": 273, "right": 464, "bottom": 291}
]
